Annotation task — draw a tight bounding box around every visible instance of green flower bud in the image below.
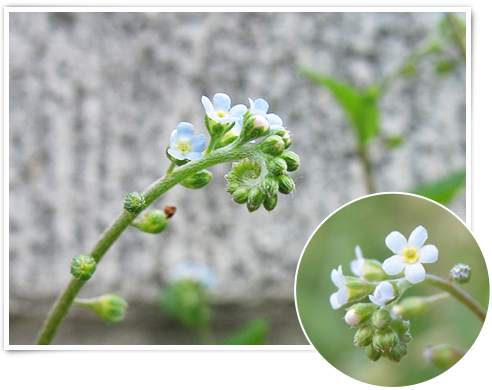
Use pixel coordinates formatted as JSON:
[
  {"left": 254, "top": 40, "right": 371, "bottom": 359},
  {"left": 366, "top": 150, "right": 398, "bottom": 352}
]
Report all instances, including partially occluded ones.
[
  {"left": 132, "top": 210, "right": 169, "bottom": 234},
  {"left": 359, "top": 259, "right": 387, "bottom": 282},
  {"left": 366, "top": 344, "right": 382, "bottom": 362},
  {"left": 180, "top": 170, "right": 213, "bottom": 189},
  {"left": 277, "top": 174, "right": 295, "bottom": 194},
  {"left": 344, "top": 279, "right": 378, "bottom": 303},
  {"left": 267, "top": 157, "right": 288, "bottom": 176},
  {"left": 399, "top": 332, "right": 413, "bottom": 344},
  {"left": 259, "top": 177, "right": 279, "bottom": 198},
  {"left": 280, "top": 151, "right": 300, "bottom": 172},
  {"left": 392, "top": 297, "right": 431, "bottom": 320},
  {"left": 354, "top": 326, "right": 375, "bottom": 347},
  {"left": 247, "top": 187, "right": 265, "bottom": 212},
  {"left": 347, "top": 303, "right": 377, "bottom": 325},
  {"left": 261, "top": 135, "right": 285, "bottom": 156},
  {"left": 424, "top": 344, "right": 464, "bottom": 370},
  {"left": 263, "top": 193, "right": 278, "bottom": 212},
  {"left": 74, "top": 294, "right": 128, "bottom": 323},
  {"left": 232, "top": 187, "right": 249, "bottom": 204},
  {"left": 450, "top": 263, "right": 472, "bottom": 283},
  {"left": 240, "top": 112, "right": 269, "bottom": 142},
  {"left": 373, "top": 328, "right": 399, "bottom": 352},
  {"left": 272, "top": 128, "right": 293, "bottom": 149},
  {"left": 71, "top": 254, "right": 97, "bottom": 281},
  {"left": 389, "top": 316, "right": 411, "bottom": 335},
  {"left": 387, "top": 343, "right": 408, "bottom": 363},
  {"left": 124, "top": 191, "right": 146, "bottom": 213},
  {"left": 372, "top": 308, "right": 392, "bottom": 329}
]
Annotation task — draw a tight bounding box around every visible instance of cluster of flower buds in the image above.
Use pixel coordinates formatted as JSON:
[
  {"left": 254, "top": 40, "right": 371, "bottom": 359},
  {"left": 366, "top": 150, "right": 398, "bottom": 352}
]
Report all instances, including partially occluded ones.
[
  {"left": 71, "top": 254, "right": 97, "bottom": 281},
  {"left": 131, "top": 205, "right": 176, "bottom": 234},
  {"left": 74, "top": 294, "right": 128, "bottom": 323},
  {"left": 347, "top": 303, "right": 412, "bottom": 363}
]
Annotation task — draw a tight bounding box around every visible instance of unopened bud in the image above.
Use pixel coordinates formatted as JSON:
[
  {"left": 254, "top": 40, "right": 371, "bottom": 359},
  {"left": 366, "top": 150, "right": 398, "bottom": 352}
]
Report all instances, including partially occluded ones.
[
  {"left": 347, "top": 303, "right": 377, "bottom": 324},
  {"left": 272, "top": 128, "right": 293, "bottom": 149},
  {"left": 373, "top": 327, "right": 399, "bottom": 352},
  {"left": 392, "top": 297, "right": 430, "bottom": 320},
  {"left": 389, "top": 317, "right": 411, "bottom": 335},
  {"left": 354, "top": 326, "right": 374, "bottom": 347},
  {"left": 267, "top": 157, "right": 288, "bottom": 176},
  {"left": 366, "top": 344, "right": 382, "bottom": 362},
  {"left": 263, "top": 193, "right": 278, "bottom": 212},
  {"left": 450, "top": 263, "right": 472, "bottom": 283},
  {"left": 372, "top": 308, "right": 392, "bottom": 329},
  {"left": 387, "top": 343, "right": 408, "bottom": 363},
  {"left": 75, "top": 294, "right": 128, "bottom": 323},
  {"left": 424, "top": 344, "right": 464, "bottom": 370},
  {"left": 252, "top": 115, "right": 270, "bottom": 134},
  {"left": 124, "top": 191, "right": 146, "bottom": 213},
  {"left": 232, "top": 187, "right": 249, "bottom": 204},
  {"left": 277, "top": 174, "right": 295, "bottom": 194},
  {"left": 180, "top": 170, "right": 213, "bottom": 189},
  {"left": 247, "top": 187, "right": 265, "bottom": 212},
  {"left": 360, "top": 260, "right": 387, "bottom": 282},
  {"left": 345, "top": 309, "right": 361, "bottom": 326},
  {"left": 261, "top": 135, "right": 285, "bottom": 156},
  {"left": 280, "top": 151, "right": 300, "bottom": 172},
  {"left": 259, "top": 177, "right": 279, "bottom": 198},
  {"left": 132, "top": 210, "right": 169, "bottom": 234},
  {"left": 71, "top": 254, "right": 96, "bottom": 281}
]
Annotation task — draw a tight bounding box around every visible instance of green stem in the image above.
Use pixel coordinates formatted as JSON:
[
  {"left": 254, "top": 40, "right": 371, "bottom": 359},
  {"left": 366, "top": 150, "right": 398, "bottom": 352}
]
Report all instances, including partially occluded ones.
[
  {"left": 35, "top": 144, "right": 259, "bottom": 345},
  {"left": 166, "top": 162, "right": 175, "bottom": 177},
  {"left": 357, "top": 144, "right": 377, "bottom": 194},
  {"left": 423, "top": 274, "right": 486, "bottom": 323},
  {"left": 445, "top": 13, "right": 466, "bottom": 61}
]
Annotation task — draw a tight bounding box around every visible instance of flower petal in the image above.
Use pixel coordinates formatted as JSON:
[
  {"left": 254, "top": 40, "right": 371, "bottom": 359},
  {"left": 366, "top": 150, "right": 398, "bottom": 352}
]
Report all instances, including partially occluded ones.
[
  {"left": 419, "top": 245, "right": 439, "bottom": 263},
  {"left": 379, "top": 281, "right": 395, "bottom": 299},
  {"left": 170, "top": 129, "right": 178, "bottom": 146},
  {"left": 330, "top": 292, "right": 342, "bottom": 309},
  {"left": 331, "top": 268, "right": 343, "bottom": 288},
  {"left": 382, "top": 255, "right": 406, "bottom": 275},
  {"left": 229, "top": 104, "right": 247, "bottom": 119},
  {"left": 385, "top": 231, "right": 408, "bottom": 254},
  {"left": 213, "top": 93, "right": 231, "bottom": 111},
  {"left": 408, "top": 225, "right": 428, "bottom": 249},
  {"left": 350, "top": 259, "right": 364, "bottom": 277},
  {"left": 405, "top": 262, "right": 426, "bottom": 284},
  {"left": 167, "top": 148, "right": 185, "bottom": 160},
  {"left": 355, "top": 245, "right": 363, "bottom": 260},
  {"left": 266, "top": 113, "right": 283, "bottom": 126},
  {"left": 176, "top": 122, "right": 194, "bottom": 140},
  {"left": 184, "top": 151, "right": 203, "bottom": 161},
  {"left": 201, "top": 96, "right": 214, "bottom": 113},
  {"left": 337, "top": 286, "right": 349, "bottom": 305},
  {"left": 191, "top": 134, "right": 206, "bottom": 152},
  {"left": 254, "top": 98, "right": 269, "bottom": 114},
  {"left": 248, "top": 98, "right": 255, "bottom": 110},
  {"left": 368, "top": 294, "right": 379, "bottom": 305}
]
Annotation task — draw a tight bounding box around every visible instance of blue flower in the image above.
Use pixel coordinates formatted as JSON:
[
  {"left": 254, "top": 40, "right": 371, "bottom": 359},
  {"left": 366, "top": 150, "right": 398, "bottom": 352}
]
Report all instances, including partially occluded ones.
[
  {"left": 168, "top": 122, "right": 206, "bottom": 161},
  {"left": 201, "top": 93, "right": 247, "bottom": 125},
  {"left": 169, "top": 260, "right": 216, "bottom": 289},
  {"left": 248, "top": 98, "right": 284, "bottom": 130}
]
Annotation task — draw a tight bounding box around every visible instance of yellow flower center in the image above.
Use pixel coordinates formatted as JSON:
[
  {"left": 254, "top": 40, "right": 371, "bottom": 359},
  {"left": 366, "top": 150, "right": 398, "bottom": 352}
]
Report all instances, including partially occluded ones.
[
  {"left": 403, "top": 248, "right": 419, "bottom": 263},
  {"left": 176, "top": 141, "right": 191, "bottom": 154},
  {"left": 216, "top": 111, "right": 227, "bottom": 118}
]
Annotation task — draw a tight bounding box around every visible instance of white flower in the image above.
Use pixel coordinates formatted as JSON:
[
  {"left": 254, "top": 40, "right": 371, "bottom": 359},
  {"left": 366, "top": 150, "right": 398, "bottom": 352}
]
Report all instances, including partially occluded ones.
[
  {"left": 201, "top": 93, "right": 247, "bottom": 125},
  {"left": 369, "top": 281, "right": 395, "bottom": 306},
  {"left": 350, "top": 245, "right": 365, "bottom": 277},
  {"left": 168, "top": 122, "right": 206, "bottom": 161},
  {"left": 330, "top": 265, "right": 349, "bottom": 309},
  {"left": 382, "top": 225, "right": 439, "bottom": 284}
]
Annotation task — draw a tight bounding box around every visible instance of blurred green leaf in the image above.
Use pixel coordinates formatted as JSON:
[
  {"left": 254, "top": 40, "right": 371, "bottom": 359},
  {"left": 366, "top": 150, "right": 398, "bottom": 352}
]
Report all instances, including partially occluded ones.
[
  {"left": 385, "top": 135, "right": 405, "bottom": 149},
  {"left": 220, "top": 318, "right": 270, "bottom": 345},
  {"left": 301, "top": 67, "right": 380, "bottom": 145},
  {"left": 411, "top": 169, "right": 466, "bottom": 205},
  {"left": 435, "top": 59, "right": 459, "bottom": 76}
]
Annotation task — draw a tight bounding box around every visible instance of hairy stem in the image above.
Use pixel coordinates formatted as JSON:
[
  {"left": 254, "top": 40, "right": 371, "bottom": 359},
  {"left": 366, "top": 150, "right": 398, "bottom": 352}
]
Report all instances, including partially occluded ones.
[{"left": 35, "top": 144, "right": 259, "bottom": 345}]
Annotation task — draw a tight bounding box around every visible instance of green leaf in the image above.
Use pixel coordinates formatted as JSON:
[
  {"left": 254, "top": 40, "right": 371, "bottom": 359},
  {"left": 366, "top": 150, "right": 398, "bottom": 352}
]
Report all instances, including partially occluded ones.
[
  {"left": 301, "top": 67, "right": 380, "bottom": 145},
  {"left": 435, "top": 59, "right": 459, "bottom": 76},
  {"left": 220, "top": 318, "right": 270, "bottom": 345},
  {"left": 411, "top": 169, "right": 466, "bottom": 205},
  {"left": 384, "top": 135, "right": 405, "bottom": 149}
]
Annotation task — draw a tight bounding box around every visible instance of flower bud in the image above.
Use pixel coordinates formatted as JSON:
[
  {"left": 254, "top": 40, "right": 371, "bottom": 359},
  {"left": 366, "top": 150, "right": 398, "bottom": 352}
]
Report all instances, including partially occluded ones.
[
  {"left": 71, "top": 254, "right": 96, "bottom": 281},
  {"left": 180, "top": 170, "right": 213, "bottom": 189},
  {"left": 359, "top": 260, "right": 387, "bottom": 282},
  {"left": 132, "top": 210, "right": 169, "bottom": 234},
  {"left": 75, "top": 294, "right": 128, "bottom": 323},
  {"left": 450, "top": 263, "right": 472, "bottom": 283},
  {"left": 280, "top": 151, "right": 300, "bottom": 172},
  {"left": 389, "top": 317, "right": 410, "bottom": 335},
  {"left": 387, "top": 343, "right": 408, "bottom": 363},
  {"left": 232, "top": 187, "right": 249, "bottom": 204},
  {"left": 392, "top": 297, "right": 431, "bottom": 320},
  {"left": 372, "top": 308, "right": 392, "bottom": 329},
  {"left": 347, "top": 303, "right": 377, "bottom": 325},
  {"left": 424, "top": 344, "right": 464, "bottom": 370},
  {"left": 252, "top": 115, "right": 270, "bottom": 134},
  {"left": 247, "top": 187, "right": 265, "bottom": 212},
  {"left": 365, "top": 344, "right": 382, "bottom": 362},
  {"left": 373, "top": 328, "right": 399, "bottom": 352},
  {"left": 261, "top": 135, "right": 285, "bottom": 156},
  {"left": 259, "top": 177, "right": 279, "bottom": 198},
  {"left": 272, "top": 128, "right": 293, "bottom": 149},
  {"left": 267, "top": 157, "right": 288, "bottom": 176},
  {"left": 263, "top": 193, "right": 278, "bottom": 212},
  {"left": 277, "top": 174, "right": 295, "bottom": 194},
  {"left": 345, "top": 309, "right": 361, "bottom": 326},
  {"left": 354, "top": 326, "right": 374, "bottom": 346},
  {"left": 124, "top": 191, "right": 146, "bottom": 213}
]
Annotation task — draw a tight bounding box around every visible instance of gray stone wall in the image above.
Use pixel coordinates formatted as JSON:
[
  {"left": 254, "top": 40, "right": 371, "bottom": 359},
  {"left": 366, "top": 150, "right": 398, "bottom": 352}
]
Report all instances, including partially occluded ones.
[{"left": 9, "top": 12, "right": 466, "bottom": 316}]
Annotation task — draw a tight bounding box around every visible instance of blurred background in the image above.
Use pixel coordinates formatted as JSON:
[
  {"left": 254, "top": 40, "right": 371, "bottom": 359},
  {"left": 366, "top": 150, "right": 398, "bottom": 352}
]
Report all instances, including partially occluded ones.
[
  {"left": 9, "top": 12, "right": 466, "bottom": 345},
  {"left": 296, "top": 194, "right": 487, "bottom": 386}
]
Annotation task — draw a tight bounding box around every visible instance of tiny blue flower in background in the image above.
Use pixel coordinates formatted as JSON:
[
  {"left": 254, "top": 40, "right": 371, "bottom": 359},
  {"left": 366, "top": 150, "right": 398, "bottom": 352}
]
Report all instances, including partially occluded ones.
[
  {"left": 168, "top": 122, "right": 206, "bottom": 161},
  {"left": 369, "top": 281, "right": 395, "bottom": 306},
  {"left": 201, "top": 93, "right": 247, "bottom": 125},
  {"left": 169, "top": 260, "right": 216, "bottom": 289},
  {"left": 350, "top": 245, "right": 365, "bottom": 277},
  {"left": 330, "top": 265, "right": 349, "bottom": 309},
  {"left": 382, "top": 225, "right": 438, "bottom": 284},
  {"left": 248, "top": 98, "right": 284, "bottom": 130}
]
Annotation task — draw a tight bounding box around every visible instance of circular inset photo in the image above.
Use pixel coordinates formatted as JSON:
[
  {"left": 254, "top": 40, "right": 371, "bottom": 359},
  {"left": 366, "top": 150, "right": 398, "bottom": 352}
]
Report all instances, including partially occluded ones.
[{"left": 295, "top": 193, "right": 489, "bottom": 387}]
